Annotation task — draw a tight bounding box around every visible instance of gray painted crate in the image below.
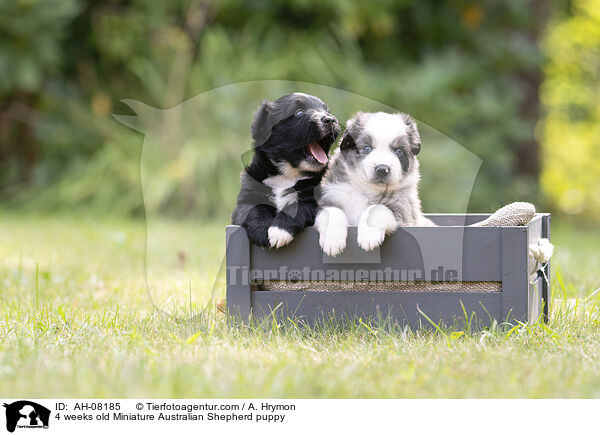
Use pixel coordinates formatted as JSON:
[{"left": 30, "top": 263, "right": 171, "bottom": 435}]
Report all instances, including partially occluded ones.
[{"left": 226, "top": 213, "right": 551, "bottom": 328}]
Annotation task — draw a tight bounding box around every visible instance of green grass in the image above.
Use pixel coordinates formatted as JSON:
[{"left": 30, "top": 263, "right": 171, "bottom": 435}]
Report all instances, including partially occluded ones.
[{"left": 1, "top": 212, "right": 600, "bottom": 398}]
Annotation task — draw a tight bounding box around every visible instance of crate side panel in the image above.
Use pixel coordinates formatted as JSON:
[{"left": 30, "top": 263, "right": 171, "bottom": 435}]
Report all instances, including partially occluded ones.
[
  {"left": 528, "top": 275, "right": 544, "bottom": 322},
  {"left": 425, "top": 214, "right": 491, "bottom": 226},
  {"left": 226, "top": 226, "right": 251, "bottom": 319},
  {"left": 501, "top": 228, "right": 529, "bottom": 323},
  {"left": 541, "top": 214, "right": 551, "bottom": 321},
  {"left": 527, "top": 215, "right": 543, "bottom": 245},
  {"left": 251, "top": 291, "right": 502, "bottom": 327},
  {"left": 250, "top": 226, "right": 502, "bottom": 282}
]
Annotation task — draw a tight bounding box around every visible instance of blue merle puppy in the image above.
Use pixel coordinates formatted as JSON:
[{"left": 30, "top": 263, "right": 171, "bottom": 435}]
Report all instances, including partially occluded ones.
[{"left": 316, "top": 111, "right": 434, "bottom": 256}]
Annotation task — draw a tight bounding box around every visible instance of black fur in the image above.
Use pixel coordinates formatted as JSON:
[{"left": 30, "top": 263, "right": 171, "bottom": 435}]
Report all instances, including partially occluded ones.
[{"left": 232, "top": 93, "right": 340, "bottom": 247}]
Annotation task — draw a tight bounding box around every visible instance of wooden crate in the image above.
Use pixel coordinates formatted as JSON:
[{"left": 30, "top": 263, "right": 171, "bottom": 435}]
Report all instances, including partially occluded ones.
[{"left": 226, "top": 213, "right": 551, "bottom": 328}]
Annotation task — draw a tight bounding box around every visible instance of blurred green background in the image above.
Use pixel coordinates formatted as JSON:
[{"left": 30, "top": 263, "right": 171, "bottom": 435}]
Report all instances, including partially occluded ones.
[{"left": 0, "top": 0, "right": 598, "bottom": 221}]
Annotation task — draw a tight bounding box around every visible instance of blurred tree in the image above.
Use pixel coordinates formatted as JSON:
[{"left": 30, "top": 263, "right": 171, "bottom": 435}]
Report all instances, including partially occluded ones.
[
  {"left": 540, "top": 0, "right": 600, "bottom": 220},
  {"left": 0, "top": 0, "right": 80, "bottom": 192},
  {"left": 0, "top": 0, "right": 548, "bottom": 217}
]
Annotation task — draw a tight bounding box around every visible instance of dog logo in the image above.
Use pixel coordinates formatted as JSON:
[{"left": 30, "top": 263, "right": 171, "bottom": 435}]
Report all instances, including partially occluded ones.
[
  {"left": 114, "top": 82, "right": 482, "bottom": 317},
  {"left": 3, "top": 401, "right": 50, "bottom": 433}
]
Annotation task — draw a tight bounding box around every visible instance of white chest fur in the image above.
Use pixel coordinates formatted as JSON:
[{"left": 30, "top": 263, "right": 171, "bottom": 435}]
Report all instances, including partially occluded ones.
[
  {"left": 321, "top": 182, "right": 370, "bottom": 225},
  {"left": 263, "top": 174, "right": 303, "bottom": 211}
]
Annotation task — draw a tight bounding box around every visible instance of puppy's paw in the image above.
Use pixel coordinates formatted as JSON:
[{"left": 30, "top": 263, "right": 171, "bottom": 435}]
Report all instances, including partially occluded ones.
[
  {"left": 246, "top": 228, "right": 271, "bottom": 247},
  {"left": 268, "top": 226, "right": 293, "bottom": 248},
  {"left": 357, "top": 224, "right": 386, "bottom": 251},
  {"left": 357, "top": 204, "right": 397, "bottom": 251},
  {"left": 320, "top": 227, "right": 347, "bottom": 257},
  {"left": 316, "top": 207, "right": 348, "bottom": 257},
  {"left": 364, "top": 204, "right": 398, "bottom": 232}
]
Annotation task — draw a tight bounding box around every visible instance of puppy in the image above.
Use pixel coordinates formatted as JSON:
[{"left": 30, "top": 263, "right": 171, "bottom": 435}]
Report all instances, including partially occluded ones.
[
  {"left": 316, "top": 111, "right": 434, "bottom": 256},
  {"left": 232, "top": 93, "right": 340, "bottom": 248}
]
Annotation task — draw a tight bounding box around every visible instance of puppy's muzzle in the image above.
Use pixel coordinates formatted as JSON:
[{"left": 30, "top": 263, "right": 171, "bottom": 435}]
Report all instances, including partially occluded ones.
[
  {"left": 373, "top": 164, "right": 391, "bottom": 182},
  {"left": 321, "top": 114, "right": 335, "bottom": 124},
  {"left": 312, "top": 113, "right": 340, "bottom": 139}
]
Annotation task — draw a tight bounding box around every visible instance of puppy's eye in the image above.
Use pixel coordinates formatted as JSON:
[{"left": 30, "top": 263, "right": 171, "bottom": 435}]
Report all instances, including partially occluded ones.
[
  {"left": 361, "top": 145, "right": 373, "bottom": 155},
  {"left": 395, "top": 148, "right": 404, "bottom": 157},
  {"left": 295, "top": 110, "right": 304, "bottom": 117}
]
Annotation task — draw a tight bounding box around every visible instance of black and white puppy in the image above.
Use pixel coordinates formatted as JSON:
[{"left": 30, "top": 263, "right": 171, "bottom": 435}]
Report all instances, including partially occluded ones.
[
  {"left": 232, "top": 93, "right": 340, "bottom": 248},
  {"left": 316, "top": 111, "right": 434, "bottom": 256}
]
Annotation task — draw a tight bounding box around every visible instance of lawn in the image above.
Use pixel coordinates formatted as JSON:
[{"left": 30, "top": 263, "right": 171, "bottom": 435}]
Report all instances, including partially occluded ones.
[{"left": 1, "top": 211, "right": 599, "bottom": 398}]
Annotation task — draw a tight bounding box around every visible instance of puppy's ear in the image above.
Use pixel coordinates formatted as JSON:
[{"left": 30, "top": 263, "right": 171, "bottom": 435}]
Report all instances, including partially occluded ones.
[
  {"left": 251, "top": 100, "right": 273, "bottom": 146},
  {"left": 401, "top": 113, "right": 421, "bottom": 155},
  {"left": 345, "top": 111, "right": 364, "bottom": 131}
]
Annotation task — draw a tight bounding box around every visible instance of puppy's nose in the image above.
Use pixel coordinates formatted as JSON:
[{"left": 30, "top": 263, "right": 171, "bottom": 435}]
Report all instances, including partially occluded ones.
[
  {"left": 375, "top": 165, "right": 390, "bottom": 175},
  {"left": 321, "top": 115, "right": 335, "bottom": 124},
  {"left": 374, "top": 165, "right": 390, "bottom": 179}
]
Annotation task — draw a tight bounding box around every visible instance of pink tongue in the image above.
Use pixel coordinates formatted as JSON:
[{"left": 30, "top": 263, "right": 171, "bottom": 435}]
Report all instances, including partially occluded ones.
[{"left": 308, "top": 143, "right": 328, "bottom": 164}]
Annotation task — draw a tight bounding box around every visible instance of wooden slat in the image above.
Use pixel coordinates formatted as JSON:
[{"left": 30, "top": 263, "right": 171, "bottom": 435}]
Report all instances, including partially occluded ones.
[{"left": 251, "top": 291, "right": 502, "bottom": 327}]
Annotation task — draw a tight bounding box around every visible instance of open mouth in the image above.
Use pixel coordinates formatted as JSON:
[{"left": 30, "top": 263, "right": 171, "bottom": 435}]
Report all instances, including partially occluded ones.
[{"left": 305, "top": 142, "right": 329, "bottom": 165}]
